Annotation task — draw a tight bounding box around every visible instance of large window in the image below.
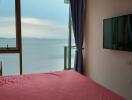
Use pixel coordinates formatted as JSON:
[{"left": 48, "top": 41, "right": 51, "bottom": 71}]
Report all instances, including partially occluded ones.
[
  {"left": 21, "top": 0, "right": 69, "bottom": 74},
  {"left": 0, "top": 0, "right": 21, "bottom": 53},
  {"left": 0, "top": 0, "right": 22, "bottom": 75},
  {"left": 0, "top": 0, "right": 74, "bottom": 75}
]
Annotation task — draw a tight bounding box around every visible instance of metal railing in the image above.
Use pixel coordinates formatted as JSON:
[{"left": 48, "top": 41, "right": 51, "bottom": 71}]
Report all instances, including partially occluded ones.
[{"left": 64, "top": 46, "right": 76, "bottom": 70}]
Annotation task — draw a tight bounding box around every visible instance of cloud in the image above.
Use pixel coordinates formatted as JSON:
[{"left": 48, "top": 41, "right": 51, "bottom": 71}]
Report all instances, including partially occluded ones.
[
  {"left": 22, "top": 17, "right": 43, "bottom": 25},
  {"left": 0, "top": 17, "right": 68, "bottom": 39}
]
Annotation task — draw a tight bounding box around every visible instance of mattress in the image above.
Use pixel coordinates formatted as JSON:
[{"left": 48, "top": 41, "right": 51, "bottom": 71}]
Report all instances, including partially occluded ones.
[{"left": 0, "top": 70, "right": 124, "bottom": 100}]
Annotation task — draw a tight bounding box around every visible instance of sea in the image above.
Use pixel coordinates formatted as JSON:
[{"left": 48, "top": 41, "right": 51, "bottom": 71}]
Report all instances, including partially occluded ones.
[{"left": 0, "top": 38, "right": 75, "bottom": 76}]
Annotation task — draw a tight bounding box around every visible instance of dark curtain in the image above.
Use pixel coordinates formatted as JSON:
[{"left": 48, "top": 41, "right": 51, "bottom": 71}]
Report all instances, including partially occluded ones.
[{"left": 70, "top": 0, "right": 85, "bottom": 74}]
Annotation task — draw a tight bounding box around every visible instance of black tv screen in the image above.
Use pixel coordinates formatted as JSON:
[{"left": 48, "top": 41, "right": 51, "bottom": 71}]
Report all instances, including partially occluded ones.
[{"left": 103, "top": 14, "right": 132, "bottom": 51}]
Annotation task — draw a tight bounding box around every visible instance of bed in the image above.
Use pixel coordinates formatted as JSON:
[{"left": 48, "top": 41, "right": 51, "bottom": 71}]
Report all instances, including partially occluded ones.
[{"left": 0, "top": 70, "right": 124, "bottom": 100}]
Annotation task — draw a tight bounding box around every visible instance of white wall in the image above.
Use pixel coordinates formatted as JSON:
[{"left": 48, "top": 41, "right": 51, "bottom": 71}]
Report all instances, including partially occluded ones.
[{"left": 84, "top": 0, "right": 132, "bottom": 99}]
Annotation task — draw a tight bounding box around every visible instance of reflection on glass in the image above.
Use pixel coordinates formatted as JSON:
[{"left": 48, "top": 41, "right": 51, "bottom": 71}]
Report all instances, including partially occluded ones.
[{"left": 103, "top": 14, "right": 132, "bottom": 51}]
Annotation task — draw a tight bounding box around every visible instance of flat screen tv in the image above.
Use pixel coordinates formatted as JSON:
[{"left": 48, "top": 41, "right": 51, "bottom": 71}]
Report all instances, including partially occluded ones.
[{"left": 103, "top": 14, "right": 132, "bottom": 51}]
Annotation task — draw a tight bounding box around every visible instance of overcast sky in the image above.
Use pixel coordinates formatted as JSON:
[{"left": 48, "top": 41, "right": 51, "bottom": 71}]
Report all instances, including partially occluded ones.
[{"left": 0, "top": 0, "right": 69, "bottom": 39}]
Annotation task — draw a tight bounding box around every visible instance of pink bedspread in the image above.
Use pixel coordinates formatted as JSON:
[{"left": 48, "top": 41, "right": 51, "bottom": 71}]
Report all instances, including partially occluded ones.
[{"left": 0, "top": 70, "right": 124, "bottom": 100}]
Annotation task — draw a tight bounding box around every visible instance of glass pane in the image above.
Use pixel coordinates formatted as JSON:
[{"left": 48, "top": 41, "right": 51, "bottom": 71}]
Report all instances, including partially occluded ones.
[
  {"left": 71, "top": 24, "right": 75, "bottom": 69},
  {"left": 0, "top": 54, "right": 19, "bottom": 76},
  {"left": 21, "top": 0, "right": 69, "bottom": 74},
  {"left": 0, "top": 0, "right": 16, "bottom": 48}
]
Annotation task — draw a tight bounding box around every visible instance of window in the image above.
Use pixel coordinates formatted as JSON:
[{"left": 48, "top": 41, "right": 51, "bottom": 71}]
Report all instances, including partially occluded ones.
[
  {"left": 0, "top": 0, "right": 74, "bottom": 75},
  {"left": 0, "top": 0, "right": 22, "bottom": 53},
  {"left": 0, "top": 0, "right": 22, "bottom": 75},
  {"left": 21, "top": 0, "right": 69, "bottom": 74}
]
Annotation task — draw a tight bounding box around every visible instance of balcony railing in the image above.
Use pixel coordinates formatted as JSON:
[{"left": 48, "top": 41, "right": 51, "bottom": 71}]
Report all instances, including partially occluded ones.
[{"left": 64, "top": 46, "right": 76, "bottom": 70}]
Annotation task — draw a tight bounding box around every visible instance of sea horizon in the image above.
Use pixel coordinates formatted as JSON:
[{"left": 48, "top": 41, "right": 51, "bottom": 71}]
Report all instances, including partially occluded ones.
[{"left": 0, "top": 38, "right": 75, "bottom": 76}]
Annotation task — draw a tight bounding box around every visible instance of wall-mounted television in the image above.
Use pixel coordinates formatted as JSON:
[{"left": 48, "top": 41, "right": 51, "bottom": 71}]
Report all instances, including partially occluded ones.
[{"left": 103, "top": 14, "right": 132, "bottom": 51}]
